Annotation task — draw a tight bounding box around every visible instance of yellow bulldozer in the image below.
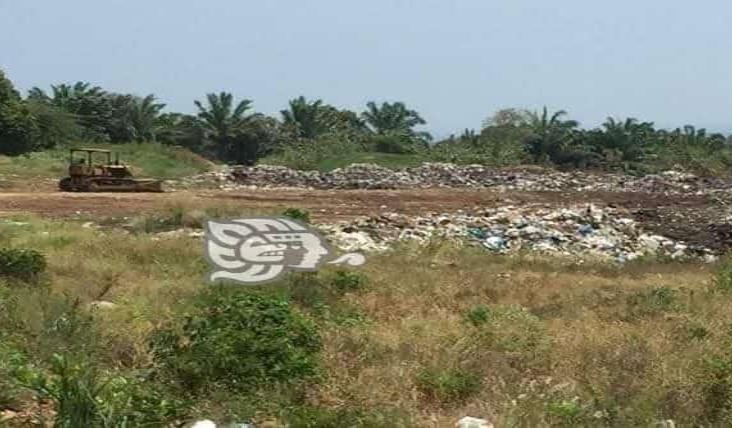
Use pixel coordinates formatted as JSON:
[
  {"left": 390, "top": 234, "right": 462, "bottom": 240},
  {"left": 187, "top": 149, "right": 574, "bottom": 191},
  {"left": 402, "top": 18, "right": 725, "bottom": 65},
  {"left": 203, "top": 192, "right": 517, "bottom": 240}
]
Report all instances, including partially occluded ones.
[{"left": 58, "top": 148, "right": 163, "bottom": 192}]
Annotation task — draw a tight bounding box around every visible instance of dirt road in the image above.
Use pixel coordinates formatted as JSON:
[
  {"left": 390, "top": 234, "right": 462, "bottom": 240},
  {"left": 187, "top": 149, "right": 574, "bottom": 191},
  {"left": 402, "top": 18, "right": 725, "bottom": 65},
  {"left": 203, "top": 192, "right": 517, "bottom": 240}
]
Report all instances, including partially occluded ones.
[{"left": 0, "top": 188, "right": 714, "bottom": 219}]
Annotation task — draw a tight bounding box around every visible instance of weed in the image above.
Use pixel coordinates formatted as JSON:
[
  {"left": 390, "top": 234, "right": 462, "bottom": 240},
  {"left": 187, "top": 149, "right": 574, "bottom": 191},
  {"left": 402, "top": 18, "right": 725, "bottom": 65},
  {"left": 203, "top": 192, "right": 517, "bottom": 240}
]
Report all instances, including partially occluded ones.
[
  {"left": 283, "top": 405, "right": 413, "bottom": 427},
  {"left": 625, "top": 286, "right": 679, "bottom": 319},
  {"left": 282, "top": 207, "right": 311, "bottom": 223},
  {"left": 328, "top": 270, "right": 368, "bottom": 293},
  {"left": 465, "top": 304, "right": 550, "bottom": 357},
  {"left": 13, "top": 353, "right": 186, "bottom": 427},
  {"left": 416, "top": 367, "right": 482, "bottom": 404},
  {"left": 546, "top": 397, "right": 584, "bottom": 424},
  {"left": 700, "top": 354, "right": 732, "bottom": 424},
  {"left": 714, "top": 257, "right": 732, "bottom": 292},
  {"left": 0, "top": 337, "right": 27, "bottom": 408}
]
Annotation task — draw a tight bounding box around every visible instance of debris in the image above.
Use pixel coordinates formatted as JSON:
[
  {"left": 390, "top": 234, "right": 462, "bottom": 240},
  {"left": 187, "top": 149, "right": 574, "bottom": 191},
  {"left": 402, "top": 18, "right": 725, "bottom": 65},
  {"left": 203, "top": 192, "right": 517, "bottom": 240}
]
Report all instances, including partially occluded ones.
[
  {"left": 483, "top": 235, "right": 507, "bottom": 251},
  {"left": 172, "top": 163, "right": 730, "bottom": 195},
  {"left": 316, "top": 205, "right": 715, "bottom": 262},
  {"left": 456, "top": 416, "right": 494, "bottom": 428},
  {"left": 0, "top": 410, "right": 18, "bottom": 422},
  {"left": 88, "top": 301, "right": 118, "bottom": 311}
]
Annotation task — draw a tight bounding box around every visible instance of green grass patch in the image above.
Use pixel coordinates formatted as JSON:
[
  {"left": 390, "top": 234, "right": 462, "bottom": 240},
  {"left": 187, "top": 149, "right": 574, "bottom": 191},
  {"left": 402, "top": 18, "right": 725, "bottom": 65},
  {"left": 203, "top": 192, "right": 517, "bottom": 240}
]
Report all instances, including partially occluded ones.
[{"left": 0, "top": 142, "right": 215, "bottom": 180}]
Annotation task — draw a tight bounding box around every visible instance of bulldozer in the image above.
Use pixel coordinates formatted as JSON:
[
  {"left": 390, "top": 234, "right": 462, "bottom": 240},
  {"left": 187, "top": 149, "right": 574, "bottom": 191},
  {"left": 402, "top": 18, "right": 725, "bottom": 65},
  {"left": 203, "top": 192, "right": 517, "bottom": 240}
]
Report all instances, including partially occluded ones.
[{"left": 58, "top": 148, "right": 163, "bottom": 192}]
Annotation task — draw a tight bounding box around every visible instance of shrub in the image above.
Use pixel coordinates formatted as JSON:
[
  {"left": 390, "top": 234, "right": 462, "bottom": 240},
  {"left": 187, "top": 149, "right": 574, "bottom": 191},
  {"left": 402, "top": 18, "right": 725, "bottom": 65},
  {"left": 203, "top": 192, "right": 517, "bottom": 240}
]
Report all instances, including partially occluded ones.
[
  {"left": 13, "top": 353, "right": 185, "bottom": 427},
  {"left": 0, "top": 247, "right": 46, "bottom": 279},
  {"left": 151, "top": 289, "right": 321, "bottom": 392},
  {"left": 464, "top": 304, "right": 490, "bottom": 326},
  {"left": 282, "top": 207, "right": 311, "bottom": 223},
  {"left": 416, "top": 367, "right": 482, "bottom": 404}
]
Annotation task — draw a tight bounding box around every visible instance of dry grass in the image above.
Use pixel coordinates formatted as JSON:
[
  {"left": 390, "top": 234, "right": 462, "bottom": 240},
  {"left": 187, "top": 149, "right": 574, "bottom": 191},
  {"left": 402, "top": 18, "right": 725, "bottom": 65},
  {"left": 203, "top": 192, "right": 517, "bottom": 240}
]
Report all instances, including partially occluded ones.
[{"left": 1, "top": 214, "right": 732, "bottom": 426}]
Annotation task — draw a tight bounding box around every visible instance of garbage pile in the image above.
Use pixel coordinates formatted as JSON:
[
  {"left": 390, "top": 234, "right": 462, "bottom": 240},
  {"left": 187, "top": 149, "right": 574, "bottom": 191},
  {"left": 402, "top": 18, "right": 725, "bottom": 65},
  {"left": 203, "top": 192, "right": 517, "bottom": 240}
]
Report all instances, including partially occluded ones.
[
  {"left": 316, "top": 204, "right": 719, "bottom": 262},
  {"left": 174, "top": 163, "right": 732, "bottom": 194}
]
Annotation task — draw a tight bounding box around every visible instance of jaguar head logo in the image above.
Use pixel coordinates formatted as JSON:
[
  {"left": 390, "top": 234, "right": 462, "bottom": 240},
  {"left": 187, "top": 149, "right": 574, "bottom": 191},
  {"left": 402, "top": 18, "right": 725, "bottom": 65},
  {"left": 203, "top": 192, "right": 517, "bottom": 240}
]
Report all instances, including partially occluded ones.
[{"left": 203, "top": 217, "right": 363, "bottom": 285}]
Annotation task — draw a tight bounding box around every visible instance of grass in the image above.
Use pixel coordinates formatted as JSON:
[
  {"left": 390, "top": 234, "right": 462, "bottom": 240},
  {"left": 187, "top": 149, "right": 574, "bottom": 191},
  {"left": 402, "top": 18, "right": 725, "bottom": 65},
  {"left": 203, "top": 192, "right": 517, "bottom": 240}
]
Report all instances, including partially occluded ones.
[
  {"left": 0, "top": 142, "right": 216, "bottom": 184},
  {"left": 1, "top": 210, "right": 732, "bottom": 426}
]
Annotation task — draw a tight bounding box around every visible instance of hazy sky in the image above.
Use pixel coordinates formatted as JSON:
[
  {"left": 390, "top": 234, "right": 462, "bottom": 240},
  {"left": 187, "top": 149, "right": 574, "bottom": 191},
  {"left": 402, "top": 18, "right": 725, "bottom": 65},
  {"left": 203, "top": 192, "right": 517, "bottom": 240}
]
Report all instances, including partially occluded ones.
[{"left": 1, "top": 0, "right": 731, "bottom": 138}]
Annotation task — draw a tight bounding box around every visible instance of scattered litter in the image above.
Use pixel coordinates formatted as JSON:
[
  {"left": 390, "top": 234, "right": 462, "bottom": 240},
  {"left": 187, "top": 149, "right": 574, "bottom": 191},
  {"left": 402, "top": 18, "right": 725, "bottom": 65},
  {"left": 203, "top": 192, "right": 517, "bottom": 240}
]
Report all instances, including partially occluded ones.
[{"left": 456, "top": 416, "right": 494, "bottom": 428}]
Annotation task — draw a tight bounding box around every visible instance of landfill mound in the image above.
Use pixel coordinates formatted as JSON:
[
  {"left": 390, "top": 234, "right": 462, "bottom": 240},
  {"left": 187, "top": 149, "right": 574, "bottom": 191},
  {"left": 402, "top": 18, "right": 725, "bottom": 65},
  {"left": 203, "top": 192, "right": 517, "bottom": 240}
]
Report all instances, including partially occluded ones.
[
  {"left": 317, "top": 204, "right": 719, "bottom": 263},
  {"left": 178, "top": 162, "right": 732, "bottom": 194}
]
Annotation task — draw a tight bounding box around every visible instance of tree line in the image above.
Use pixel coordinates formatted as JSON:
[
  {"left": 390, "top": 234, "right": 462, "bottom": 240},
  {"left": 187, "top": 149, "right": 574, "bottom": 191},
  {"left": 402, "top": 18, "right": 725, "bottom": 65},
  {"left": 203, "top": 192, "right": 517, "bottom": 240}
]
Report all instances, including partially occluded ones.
[{"left": 1, "top": 68, "right": 730, "bottom": 173}]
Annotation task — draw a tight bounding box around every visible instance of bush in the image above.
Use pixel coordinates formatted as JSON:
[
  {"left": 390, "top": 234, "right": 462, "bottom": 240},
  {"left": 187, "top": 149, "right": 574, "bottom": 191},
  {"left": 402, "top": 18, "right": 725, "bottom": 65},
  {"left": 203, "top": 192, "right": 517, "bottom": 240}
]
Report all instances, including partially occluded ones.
[
  {"left": 464, "top": 304, "right": 490, "bottom": 326},
  {"left": 0, "top": 247, "right": 46, "bottom": 279},
  {"left": 282, "top": 207, "right": 311, "bottom": 223},
  {"left": 151, "top": 289, "right": 321, "bottom": 392},
  {"left": 416, "top": 367, "right": 482, "bottom": 404},
  {"left": 13, "top": 353, "right": 185, "bottom": 427}
]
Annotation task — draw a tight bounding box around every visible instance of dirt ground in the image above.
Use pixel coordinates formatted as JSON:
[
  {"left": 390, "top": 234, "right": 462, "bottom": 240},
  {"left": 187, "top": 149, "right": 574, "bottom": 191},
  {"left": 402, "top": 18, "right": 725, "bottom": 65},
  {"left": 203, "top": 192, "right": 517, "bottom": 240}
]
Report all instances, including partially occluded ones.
[{"left": 1, "top": 187, "right": 730, "bottom": 252}]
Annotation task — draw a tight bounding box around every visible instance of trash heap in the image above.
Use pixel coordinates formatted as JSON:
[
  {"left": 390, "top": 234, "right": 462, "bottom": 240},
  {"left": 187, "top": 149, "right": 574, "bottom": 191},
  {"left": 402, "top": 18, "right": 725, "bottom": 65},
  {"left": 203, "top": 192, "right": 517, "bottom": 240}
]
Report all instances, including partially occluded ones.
[
  {"left": 173, "top": 163, "right": 731, "bottom": 194},
  {"left": 317, "top": 204, "right": 718, "bottom": 262}
]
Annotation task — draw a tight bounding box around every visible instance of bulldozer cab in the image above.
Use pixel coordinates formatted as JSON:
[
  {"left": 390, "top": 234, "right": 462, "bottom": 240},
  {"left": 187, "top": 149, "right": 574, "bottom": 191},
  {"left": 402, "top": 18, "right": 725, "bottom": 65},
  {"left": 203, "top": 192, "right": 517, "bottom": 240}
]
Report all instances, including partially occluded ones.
[{"left": 68, "top": 148, "right": 127, "bottom": 177}]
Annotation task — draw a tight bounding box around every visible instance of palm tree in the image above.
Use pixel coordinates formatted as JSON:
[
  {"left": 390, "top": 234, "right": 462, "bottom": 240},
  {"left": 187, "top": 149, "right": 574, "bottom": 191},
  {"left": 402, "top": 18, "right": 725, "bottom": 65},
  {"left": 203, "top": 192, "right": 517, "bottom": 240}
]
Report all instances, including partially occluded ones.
[
  {"left": 361, "top": 101, "right": 428, "bottom": 138},
  {"left": 194, "top": 92, "right": 254, "bottom": 158},
  {"left": 126, "top": 95, "right": 166, "bottom": 141},
  {"left": 280, "top": 96, "right": 331, "bottom": 139},
  {"left": 29, "top": 81, "right": 112, "bottom": 141},
  {"left": 597, "top": 117, "right": 655, "bottom": 163},
  {"left": 525, "top": 107, "right": 579, "bottom": 162}
]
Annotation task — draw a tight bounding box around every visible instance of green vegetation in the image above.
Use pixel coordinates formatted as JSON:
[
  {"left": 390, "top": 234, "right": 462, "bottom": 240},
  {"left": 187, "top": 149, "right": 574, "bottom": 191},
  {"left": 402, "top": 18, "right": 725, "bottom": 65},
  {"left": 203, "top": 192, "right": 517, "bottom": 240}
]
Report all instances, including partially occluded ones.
[
  {"left": 1, "top": 211, "right": 732, "bottom": 425},
  {"left": 14, "top": 354, "right": 184, "bottom": 427},
  {"left": 0, "top": 142, "right": 214, "bottom": 180},
  {"left": 416, "top": 367, "right": 483, "bottom": 404},
  {"left": 282, "top": 207, "right": 311, "bottom": 223},
  {"left": 0, "top": 247, "right": 46, "bottom": 280},
  {"left": 151, "top": 289, "right": 321, "bottom": 392},
  {"left": 5, "top": 68, "right": 731, "bottom": 175}
]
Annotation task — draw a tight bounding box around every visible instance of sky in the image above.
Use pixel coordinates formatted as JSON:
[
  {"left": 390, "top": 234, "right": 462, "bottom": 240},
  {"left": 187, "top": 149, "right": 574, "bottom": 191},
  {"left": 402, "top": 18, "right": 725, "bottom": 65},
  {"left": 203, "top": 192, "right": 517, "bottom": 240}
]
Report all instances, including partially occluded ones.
[{"left": 1, "top": 0, "right": 731, "bottom": 138}]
